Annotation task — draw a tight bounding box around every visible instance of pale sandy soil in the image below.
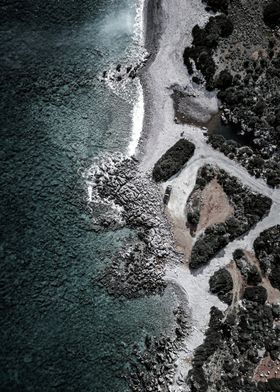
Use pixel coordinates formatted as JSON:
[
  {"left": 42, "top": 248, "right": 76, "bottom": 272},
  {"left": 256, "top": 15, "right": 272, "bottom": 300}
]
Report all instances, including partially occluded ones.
[
  {"left": 253, "top": 356, "right": 280, "bottom": 383},
  {"left": 169, "top": 215, "right": 193, "bottom": 261},
  {"left": 197, "top": 178, "right": 234, "bottom": 233}
]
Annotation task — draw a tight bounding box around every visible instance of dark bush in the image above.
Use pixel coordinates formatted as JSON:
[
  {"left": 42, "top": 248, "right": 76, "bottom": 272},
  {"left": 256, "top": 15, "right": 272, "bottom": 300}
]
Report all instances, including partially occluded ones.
[
  {"left": 190, "top": 224, "right": 230, "bottom": 269},
  {"left": 263, "top": 1, "right": 280, "bottom": 27},
  {"left": 204, "top": 0, "right": 230, "bottom": 13},
  {"left": 243, "top": 286, "right": 267, "bottom": 304},
  {"left": 152, "top": 139, "right": 195, "bottom": 182},
  {"left": 209, "top": 268, "right": 233, "bottom": 304},
  {"left": 233, "top": 248, "right": 244, "bottom": 260},
  {"left": 215, "top": 69, "right": 233, "bottom": 90}
]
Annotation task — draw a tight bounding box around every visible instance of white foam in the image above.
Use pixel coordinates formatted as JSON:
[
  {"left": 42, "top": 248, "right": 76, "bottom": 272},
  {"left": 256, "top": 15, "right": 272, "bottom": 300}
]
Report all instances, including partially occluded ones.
[
  {"left": 133, "top": 0, "right": 145, "bottom": 47},
  {"left": 126, "top": 0, "right": 146, "bottom": 157},
  {"left": 127, "top": 79, "right": 144, "bottom": 156}
]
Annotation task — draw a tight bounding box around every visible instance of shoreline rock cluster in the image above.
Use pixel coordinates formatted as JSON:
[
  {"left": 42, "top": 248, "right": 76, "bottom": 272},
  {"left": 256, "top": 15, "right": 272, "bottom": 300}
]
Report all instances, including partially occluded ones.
[
  {"left": 87, "top": 154, "right": 180, "bottom": 298},
  {"left": 102, "top": 54, "right": 151, "bottom": 83},
  {"left": 127, "top": 306, "right": 190, "bottom": 392},
  {"left": 187, "top": 229, "right": 280, "bottom": 391},
  {"left": 188, "top": 164, "right": 272, "bottom": 269}
]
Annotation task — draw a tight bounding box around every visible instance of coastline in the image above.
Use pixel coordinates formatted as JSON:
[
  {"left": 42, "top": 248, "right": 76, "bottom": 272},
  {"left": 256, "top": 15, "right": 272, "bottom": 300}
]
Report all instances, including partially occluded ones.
[
  {"left": 137, "top": 0, "right": 223, "bottom": 387},
  {"left": 88, "top": 0, "right": 280, "bottom": 389},
  {"left": 138, "top": 0, "right": 218, "bottom": 171},
  {"left": 136, "top": 0, "right": 280, "bottom": 390}
]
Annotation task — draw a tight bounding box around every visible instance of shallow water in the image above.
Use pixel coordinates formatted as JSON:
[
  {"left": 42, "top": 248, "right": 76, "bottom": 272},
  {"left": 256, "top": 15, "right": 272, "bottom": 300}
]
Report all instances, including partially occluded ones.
[{"left": 0, "top": 1, "right": 177, "bottom": 391}]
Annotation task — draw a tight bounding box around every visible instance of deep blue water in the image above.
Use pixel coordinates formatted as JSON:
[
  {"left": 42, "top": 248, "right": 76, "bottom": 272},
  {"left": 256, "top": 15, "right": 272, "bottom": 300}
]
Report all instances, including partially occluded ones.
[{"left": 0, "top": 1, "right": 177, "bottom": 391}]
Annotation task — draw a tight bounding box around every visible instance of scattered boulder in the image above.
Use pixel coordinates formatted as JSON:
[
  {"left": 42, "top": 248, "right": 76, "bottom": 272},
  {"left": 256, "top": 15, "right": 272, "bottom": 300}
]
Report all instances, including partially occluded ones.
[{"left": 163, "top": 185, "right": 172, "bottom": 205}]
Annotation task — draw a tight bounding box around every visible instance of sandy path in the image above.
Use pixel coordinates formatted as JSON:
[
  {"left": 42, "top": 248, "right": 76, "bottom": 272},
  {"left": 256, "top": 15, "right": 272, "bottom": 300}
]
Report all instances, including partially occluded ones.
[{"left": 139, "top": 0, "right": 218, "bottom": 172}]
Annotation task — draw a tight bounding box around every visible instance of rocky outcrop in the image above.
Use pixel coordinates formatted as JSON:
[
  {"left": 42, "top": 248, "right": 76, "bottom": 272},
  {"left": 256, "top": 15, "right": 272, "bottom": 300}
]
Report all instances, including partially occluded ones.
[
  {"left": 128, "top": 306, "right": 190, "bottom": 391},
  {"left": 88, "top": 154, "right": 180, "bottom": 298},
  {"left": 152, "top": 139, "right": 195, "bottom": 182}
]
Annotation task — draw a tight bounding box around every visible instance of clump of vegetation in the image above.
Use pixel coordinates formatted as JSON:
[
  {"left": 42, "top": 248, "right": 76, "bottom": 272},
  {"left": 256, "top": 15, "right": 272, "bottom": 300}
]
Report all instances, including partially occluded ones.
[
  {"left": 263, "top": 0, "right": 280, "bottom": 27},
  {"left": 209, "top": 268, "right": 233, "bottom": 304},
  {"left": 183, "top": 14, "right": 234, "bottom": 89},
  {"left": 254, "top": 225, "right": 280, "bottom": 290},
  {"left": 152, "top": 139, "right": 195, "bottom": 182},
  {"left": 189, "top": 165, "right": 272, "bottom": 269}
]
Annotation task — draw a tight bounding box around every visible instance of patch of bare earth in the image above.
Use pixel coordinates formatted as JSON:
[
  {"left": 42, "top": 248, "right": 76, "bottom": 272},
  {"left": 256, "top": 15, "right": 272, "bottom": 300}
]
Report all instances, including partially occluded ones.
[
  {"left": 166, "top": 211, "right": 193, "bottom": 261},
  {"left": 197, "top": 178, "right": 234, "bottom": 233},
  {"left": 169, "top": 178, "right": 234, "bottom": 263},
  {"left": 253, "top": 356, "right": 280, "bottom": 382},
  {"left": 226, "top": 260, "right": 244, "bottom": 304}
]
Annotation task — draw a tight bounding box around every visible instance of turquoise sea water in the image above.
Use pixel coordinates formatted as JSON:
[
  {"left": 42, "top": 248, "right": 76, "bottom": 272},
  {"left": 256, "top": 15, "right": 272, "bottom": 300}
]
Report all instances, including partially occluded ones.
[{"left": 0, "top": 1, "right": 177, "bottom": 391}]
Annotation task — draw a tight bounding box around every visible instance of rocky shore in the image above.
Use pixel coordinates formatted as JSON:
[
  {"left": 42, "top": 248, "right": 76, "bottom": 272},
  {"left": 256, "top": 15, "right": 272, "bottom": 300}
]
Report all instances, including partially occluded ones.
[
  {"left": 86, "top": 153, "right": 178, "bottom": 298},
  {"left": 127, "top": 305, "right": 191, "bottom": 392},
  {"left": 90, "top": 0, "right": 280, "bottom": 390}
]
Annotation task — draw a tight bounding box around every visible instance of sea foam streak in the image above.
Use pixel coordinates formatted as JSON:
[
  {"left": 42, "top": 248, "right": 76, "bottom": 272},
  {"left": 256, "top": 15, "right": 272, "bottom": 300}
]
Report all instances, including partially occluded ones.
[
  {"left": 127, "top": 79, "right": 144, "bottom": 156},
  {"left": 127, "top": 0, "right": 145, "bottom": 156}
]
